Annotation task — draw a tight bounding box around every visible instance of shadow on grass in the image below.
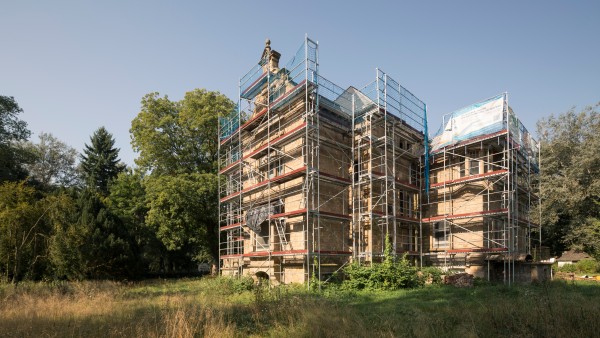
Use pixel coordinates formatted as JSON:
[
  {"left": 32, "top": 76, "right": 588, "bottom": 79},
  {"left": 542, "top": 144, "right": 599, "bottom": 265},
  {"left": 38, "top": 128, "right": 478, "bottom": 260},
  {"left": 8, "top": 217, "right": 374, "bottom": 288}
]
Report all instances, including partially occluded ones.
[{"left": 320, "top": 281, "right": 600, "bottom": 337}]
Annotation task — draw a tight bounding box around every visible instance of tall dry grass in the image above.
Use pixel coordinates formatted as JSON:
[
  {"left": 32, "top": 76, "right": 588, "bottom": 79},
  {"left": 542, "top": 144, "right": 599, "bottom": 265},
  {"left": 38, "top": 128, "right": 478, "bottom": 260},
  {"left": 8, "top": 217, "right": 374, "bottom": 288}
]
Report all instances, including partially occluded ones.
[
  {"left": 0, "top": 280, "right": 239, "bottom": 337},
  {"left": 0, "top": 279, "right": 599, "bottom": 337}
]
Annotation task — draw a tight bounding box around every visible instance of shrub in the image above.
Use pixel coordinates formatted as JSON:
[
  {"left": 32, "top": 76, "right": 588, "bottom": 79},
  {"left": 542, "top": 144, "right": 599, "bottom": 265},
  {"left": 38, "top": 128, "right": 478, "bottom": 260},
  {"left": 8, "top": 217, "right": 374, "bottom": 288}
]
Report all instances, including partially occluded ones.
[
  {"left": 342, "top": 237, "right": 423, "bottom": 291},
  {"left": 205, "top": 276, "right": 255, "bottom": 294},
  {"left": 575, "top": 259, "right": 599, "bottom": 274},
  {"left": 557, "top": 260, "right": 600, "bottom": 274},
  {"left": 558, "top": 263, "right": 577, "bottom": 273},
  {"left": 231, "top": 275, "right": 255, "bottom": 293},
  {"left": 420, "top": 266, "right": 444, "bottom": 285}
]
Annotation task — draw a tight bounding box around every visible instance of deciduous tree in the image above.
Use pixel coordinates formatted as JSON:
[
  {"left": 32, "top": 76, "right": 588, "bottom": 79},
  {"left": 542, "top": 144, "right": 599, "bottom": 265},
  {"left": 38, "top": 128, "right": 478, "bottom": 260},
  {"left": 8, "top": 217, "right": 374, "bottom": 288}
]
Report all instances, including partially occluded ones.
[
  {"left": 0, "top": 96, "right": 32, "bottom": 182},
  {"left": 538, "top": 102, "right": 600, "bottom": 259},
  {"left": 0, "top": 181, "right": 76, "bottom": 282},
  {"left": 130, "top": 89, "right": 234, "bottom": 175},
  {"left": 25, "top": 132, "right": 79, "bottom": 188},
  {"left": 145, "top": 173, "right": 218, "bottom": 265}
]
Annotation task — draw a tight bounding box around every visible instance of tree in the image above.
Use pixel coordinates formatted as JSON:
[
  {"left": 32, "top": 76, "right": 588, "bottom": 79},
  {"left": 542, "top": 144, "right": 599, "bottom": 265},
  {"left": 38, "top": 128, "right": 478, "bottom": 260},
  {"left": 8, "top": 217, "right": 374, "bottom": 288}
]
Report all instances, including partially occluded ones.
[
  {"left": 47, "top": 192, "right": 84, "bottom": 280},
  {"left": 538, "top": 102, "right": 600, "bottom": 259},
  {"left": 77, "top": 189, "right": 138, "bottom": 278},
  {"left": 25, "top": 132, "right": 79, "bottom": 188},
  {"left": 145, "top": 173, "right": 218, "bottom": 266},
  {"left": 80, "top": 127, "right": 124, "bottom": 193},
  {"left": 0, "top": 181, "right": 43, "bottom": 282},
  {"left": 0, "top": 96, "right": 32, "bottom": 182},
  {"left": 107, "top": 170, "right": 152, "bottom": 272},
  {"left": 0, "top": 181, "right": 75, "bottom": 282},
  {"left": 129, "top": 88, "right": 233, "bottom": 269},
  {"left": 130, "top": 89, "right": 235, "bottom": 175}
]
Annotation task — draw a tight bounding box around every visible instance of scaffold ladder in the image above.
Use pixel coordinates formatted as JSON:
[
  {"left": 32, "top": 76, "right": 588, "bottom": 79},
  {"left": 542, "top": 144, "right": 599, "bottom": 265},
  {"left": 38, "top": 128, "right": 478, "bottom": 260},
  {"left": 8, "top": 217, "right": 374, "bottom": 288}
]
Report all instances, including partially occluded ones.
[{"left": 274, "top": 218, "right": 288, "bottom": 248}]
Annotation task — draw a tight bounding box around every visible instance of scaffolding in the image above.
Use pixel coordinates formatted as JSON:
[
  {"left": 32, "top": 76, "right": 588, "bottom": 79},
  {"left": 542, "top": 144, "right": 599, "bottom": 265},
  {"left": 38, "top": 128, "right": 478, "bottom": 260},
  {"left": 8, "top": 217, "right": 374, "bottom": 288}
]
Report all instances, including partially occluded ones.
[
  {"left": 218, "top": 37, "right": 429, "bottom": 286},
  {"left": 351, "top": 70, "right": 427, "bottom": 263},
  {"left": 219, "top": 37, "right": 354, "bottom": 285},
  {"left": 423, "top": 93, "right": 541, "bottom": 284},
  {"left": 219, "top": 38, "right": 544, "bottom": 285}
]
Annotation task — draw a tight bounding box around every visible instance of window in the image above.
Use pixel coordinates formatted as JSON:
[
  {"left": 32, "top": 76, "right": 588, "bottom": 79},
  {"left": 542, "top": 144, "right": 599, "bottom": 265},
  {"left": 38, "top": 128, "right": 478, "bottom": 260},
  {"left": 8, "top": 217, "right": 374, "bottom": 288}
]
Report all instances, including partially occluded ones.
[
  {"left": 433, "top": 222, "right": 449, "bottom": 248},
  {"left": 469, "top": 150, "right": 480, "bottom": 175},
  {"left": 255, "top": 221, "right": 270, "bottom": 250},
  {"left": 268, "top": 159, "right": 283, "bottom": 179},
  {"left": 399, "top": 192, "right": 405, "bottom": 216},
  {"left": 486, "top": 219, "right": 504, "bottom": 248},
  {"left": 459, "top": 162, "right": 466, "bottom": 178}
]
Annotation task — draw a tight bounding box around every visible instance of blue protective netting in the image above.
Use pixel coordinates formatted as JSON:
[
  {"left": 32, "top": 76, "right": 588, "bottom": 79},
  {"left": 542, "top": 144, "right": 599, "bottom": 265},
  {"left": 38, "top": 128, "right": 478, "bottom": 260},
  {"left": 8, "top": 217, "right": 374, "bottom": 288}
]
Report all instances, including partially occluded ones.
[{"left": 219, "top": 105, "right": 239, "bottom": 141}]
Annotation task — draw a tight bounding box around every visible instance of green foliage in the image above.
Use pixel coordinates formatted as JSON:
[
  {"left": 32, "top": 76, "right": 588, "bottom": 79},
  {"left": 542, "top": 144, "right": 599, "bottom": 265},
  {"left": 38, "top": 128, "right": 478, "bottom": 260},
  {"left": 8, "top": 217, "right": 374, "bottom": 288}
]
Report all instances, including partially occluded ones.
[
  {"left": 342, "top": 237, "right": 423, "bottom": 290},
  {"left": 538, "top": 102, "right": 600, "bottom": 259},
  {"left": 106, "top": 170, "right": 158, "bottom": 272},
  {"left": 80, "top": 127, "right": 124, "bottom": 194},
  {"left": 0, "top": 181, "right": 46, "bottom": 282},
  {"left": 107, "top": 170, "right": 147, "bottom": 227},
  {"left": 77, "top": 189, "right": 138, "bottom": 279},
  {"left": 229, "top": 276, "right": 255, "bottom": 293},
  {"left": 574, "top": 259, "right": 600, "bottom": 273},
  {"left": 420, "top": 266, "right": 444, "bottom": 285},
  {"left": 557, "top": 263, "right": 577, "bottom": 273},
  {"left": 145, "top": 173, "right": 218, "bottom": 264},
  {"left": 558, "top": 260, "right": 600, "bottom": 274},
  {"left": 0, "top": 181, "right": 77, "bottom": 282},
  {"left": 130, "top": 89, "right": 235, "bottom": 175},
  {"left": 0, "top": 96, "right": 32, "bottom": 182},
  {"left": 0, "top": 96, "right": 30, "bottom": 143},
  {"left": 46, "top": 192, "right": 81, "bottom": 280}
]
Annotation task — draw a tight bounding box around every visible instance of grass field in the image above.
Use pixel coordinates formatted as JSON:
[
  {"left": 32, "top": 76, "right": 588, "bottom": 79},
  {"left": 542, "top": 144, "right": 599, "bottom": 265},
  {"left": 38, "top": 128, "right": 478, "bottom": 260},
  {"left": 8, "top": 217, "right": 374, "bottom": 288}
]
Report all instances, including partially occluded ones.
[{"left": 1, "top": 277, "right": 599, "bottom": 337}]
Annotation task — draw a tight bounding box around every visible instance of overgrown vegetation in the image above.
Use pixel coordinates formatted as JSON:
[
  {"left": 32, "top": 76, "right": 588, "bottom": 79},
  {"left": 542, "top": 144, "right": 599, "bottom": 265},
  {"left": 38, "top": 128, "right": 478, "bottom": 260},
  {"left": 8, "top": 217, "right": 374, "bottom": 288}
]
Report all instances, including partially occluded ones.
[
  {"left": 556, "top": 260, "right": 600, "bottom": 274},
  {"left": 0, "top": 92, "right": 232, "bottom": 283},
  {"left": 1, "top": 277, "right": 599, "bottom": 337},
  {"left": 341, "top": 238, "right": 426, "bottom": 290}
]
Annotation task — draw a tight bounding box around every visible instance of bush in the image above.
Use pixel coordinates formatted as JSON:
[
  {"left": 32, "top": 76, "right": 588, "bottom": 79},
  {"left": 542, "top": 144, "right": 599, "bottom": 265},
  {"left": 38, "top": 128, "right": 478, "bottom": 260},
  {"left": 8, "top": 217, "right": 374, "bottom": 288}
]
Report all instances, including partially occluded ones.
[
  {"left": 231, "top": 275, "right": 255, "bottom": 293},
  {"left": 558, "top": 260, "right": 599, "bottom": 274},
  {"left": 558, "top": 263, "right": 577, "bottom": 273},
  {"left": 342, "top": 238, "right": 423, "bottom": 291},
  {"left": 575, "top": 259, "right": 600, "bottom": 274},
  {"left": 420, "top": 266, "right": 444, "bottom": 285},
  {"left": 342, "top": 256, "right": 422, "bottom": 291},
  {"left": 204, "top": 276, "right": 255, "bottom": 294}
]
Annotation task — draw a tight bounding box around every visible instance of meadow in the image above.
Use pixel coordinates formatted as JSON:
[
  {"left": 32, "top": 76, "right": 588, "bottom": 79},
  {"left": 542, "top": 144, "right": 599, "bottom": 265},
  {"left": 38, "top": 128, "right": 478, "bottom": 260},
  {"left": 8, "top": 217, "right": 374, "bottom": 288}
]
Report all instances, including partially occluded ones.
[{"left": 1, "top": 277, "right": 599, "bottom": 337}]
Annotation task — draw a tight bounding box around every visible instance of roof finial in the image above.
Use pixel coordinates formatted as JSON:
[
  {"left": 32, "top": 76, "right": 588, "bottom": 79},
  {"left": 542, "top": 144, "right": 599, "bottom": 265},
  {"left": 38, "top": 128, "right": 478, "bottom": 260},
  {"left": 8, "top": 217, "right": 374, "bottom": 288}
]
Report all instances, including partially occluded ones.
[{"left": 265, "top": 38, "right": 271, "bottom": 47}]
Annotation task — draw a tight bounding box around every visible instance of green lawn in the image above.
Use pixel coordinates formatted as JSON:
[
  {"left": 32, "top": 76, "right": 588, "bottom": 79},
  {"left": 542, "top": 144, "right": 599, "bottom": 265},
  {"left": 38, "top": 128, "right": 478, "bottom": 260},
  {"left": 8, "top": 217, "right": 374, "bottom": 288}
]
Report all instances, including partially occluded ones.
[{"left": 1, "top": 278, "right": 599, "bottom": 337}]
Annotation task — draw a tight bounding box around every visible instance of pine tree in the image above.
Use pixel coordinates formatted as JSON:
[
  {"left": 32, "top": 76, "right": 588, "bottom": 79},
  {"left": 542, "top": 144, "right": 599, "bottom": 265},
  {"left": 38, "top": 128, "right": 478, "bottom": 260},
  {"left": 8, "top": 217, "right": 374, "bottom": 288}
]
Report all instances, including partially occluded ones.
[{"left": 80, "top": 127, "right": 124, "bottom": 194}]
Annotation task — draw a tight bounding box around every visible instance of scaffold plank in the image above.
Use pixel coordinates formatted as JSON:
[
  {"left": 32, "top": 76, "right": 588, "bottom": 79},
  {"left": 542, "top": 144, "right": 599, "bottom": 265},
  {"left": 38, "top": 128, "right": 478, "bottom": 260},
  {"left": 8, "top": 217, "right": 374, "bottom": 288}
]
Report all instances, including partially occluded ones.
[
  {"left": 422, "top": 208, "right": 508, "bottom": 222},
  {"left": 243, "top": 122, "right": 307, "bottom": 160},
  {"left": 430, "top": 169, "right": 508, "bottom": 188}
]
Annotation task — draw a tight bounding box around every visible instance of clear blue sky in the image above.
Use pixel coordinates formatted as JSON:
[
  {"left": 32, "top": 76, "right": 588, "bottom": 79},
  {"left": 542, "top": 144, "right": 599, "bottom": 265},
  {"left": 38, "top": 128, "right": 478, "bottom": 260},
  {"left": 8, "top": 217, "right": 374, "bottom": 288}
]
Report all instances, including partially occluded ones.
[{"left": 2, "top": 1, "right": 598, "bottom": 166}]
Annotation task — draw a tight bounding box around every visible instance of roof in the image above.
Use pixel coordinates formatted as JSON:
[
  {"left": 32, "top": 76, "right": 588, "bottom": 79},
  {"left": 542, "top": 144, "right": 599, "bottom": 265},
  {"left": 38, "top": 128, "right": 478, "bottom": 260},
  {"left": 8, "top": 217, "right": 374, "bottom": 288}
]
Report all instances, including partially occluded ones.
[
  {"left": 557, "top": 250, "right": 592, "bottom": 262},
  {"left": 333, "top": 86, "right": 375, "bottom": 116}
]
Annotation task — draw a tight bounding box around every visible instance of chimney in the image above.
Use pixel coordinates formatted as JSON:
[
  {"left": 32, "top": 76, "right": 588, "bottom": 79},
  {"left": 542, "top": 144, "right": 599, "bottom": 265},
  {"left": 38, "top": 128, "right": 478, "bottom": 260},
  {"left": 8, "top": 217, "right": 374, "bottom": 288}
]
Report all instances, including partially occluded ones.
[{"left": 261, "top": 38, "right": 281, "bottom": 72}]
